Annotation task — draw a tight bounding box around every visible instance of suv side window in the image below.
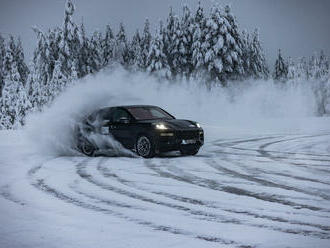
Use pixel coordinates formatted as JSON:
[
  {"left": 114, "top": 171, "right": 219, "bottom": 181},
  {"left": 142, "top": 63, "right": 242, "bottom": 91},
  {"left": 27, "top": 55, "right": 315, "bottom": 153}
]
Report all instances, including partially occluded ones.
[
  {"left": 101, "top": 108, "right": 113, "bottom": 122},
  {"left": 111, "top": 108, "right": 131, "bottom": 123},
  {"left": 86, "top": 108, "right": 113, "bottom": 127}
]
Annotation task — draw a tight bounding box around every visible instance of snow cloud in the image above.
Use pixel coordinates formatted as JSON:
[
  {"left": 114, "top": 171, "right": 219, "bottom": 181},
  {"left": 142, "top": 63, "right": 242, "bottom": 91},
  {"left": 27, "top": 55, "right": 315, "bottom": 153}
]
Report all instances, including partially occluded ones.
[{"left": 24, "top": 67, "right": 317, "bottom": 156}]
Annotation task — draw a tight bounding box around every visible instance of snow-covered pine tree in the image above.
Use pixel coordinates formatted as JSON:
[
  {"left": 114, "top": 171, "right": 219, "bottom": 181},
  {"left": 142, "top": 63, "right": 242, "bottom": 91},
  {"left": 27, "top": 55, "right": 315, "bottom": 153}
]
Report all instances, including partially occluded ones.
[
  {"left": 0, "top": 38, "right": 31, "bottom": 129},
  {"left": 61, "top": 0, "right": 76, "bottom": 76},
  {"left": 30, "top": 0, "right": 77, "bottom": 107},
  {"left": 69, "top": 59, "right": 79, "bottom": 81},
  {"left": 171, "top": 15, "right": 184, "bottom": 77},
  {"left": 192, "top": 2, "right": 205, "bottom": 67},
  {"left": 221, "top": 5, "right": 244, "bottom": 81},
  {"left": 317, "top": 50, "right": 329, "bottom": 80},
  {"left": 0, "top": 34, "right": 5, "bottom": 97},
  {"left": 194, "top": 2, "right": 205, "bottom": 31},
  {"left": 26, "top": 64, "right": 42, "bottom": 112},
  {"left": 57, "top": 36, "right": 70, "bottom": 90},
  {"left": 29, "top": 7, "right": 80, "bottom": 111},
  {"left": 307, "top": 54, "right": 318, "bottom": 80},
  {"left": 14, "top": 38, "right": 29, "bottom": 86},
  {"left": 63, "top": 0, "right": 75, "bottom": 37},
  {"left": 89, "top": 31, "right": 103, "bottom": 72},
  {"left": 311, "top": 51, "right": 330, "bottom": 115},
  {"left": 203, "top": 4, "right": 225, "bottom": 84},
  {"left": 138, "top": 19, "right": 152, "bottom": 70},
  {"left": 164, "top": 7, "right": 179, "bottom": 77},
  {"left": 192, "top": 2, "right": 207, "bottom": 79},
  {"left": 147, "top": 26, "right": 171, "bottom": 78},
  {"left": 4, "top": 35, "right": 29, "bottom": 86},
  {"left": 103, "top": 24, "right": 115, "bottom": 66},
  {"left": 180, "top": 5, "right": 194, "bottom": 78},
  {"left": 47, "top": 27, "right": 62, "bottom": 76},
  {"left": 58, "top": 0, "right": 81, "bottom": 81},
  {"left": 240, "top": 30, "right": 251, "bottom": 77},
  {"left": 50, "top": 59, "right": 67, "bottom": 99},
  {"left": 287, "top": 57, "right": 295, "bottom": 81},
  {"left": 248, "top": 29, "right": 269, "bottom": 79},
  {"left": 274, "top": 49, "right": 288, "bottom": 82},
  {"left": 29, "top": 27, "right": 52, "bottom": 109},
  {"left": 114, "top": 23, "right": 129, "bottom": 66},
  {"left": 295, "top": 57, "right": 308, "bottom": 81},
  {"left": 78, "top": 22, "right": 92, "bottom": 76},
  {"left": 308, "top": 51, "right": 329, "bottom": 80},
  {"left": 129, "top": 29, "right": 142, "bottom": 69},
  {"left": 315, "top": 79, "right": 330, "bottom": 115},
  {"left": 70, "top": 24, "right": 82, "bottom": 78}
]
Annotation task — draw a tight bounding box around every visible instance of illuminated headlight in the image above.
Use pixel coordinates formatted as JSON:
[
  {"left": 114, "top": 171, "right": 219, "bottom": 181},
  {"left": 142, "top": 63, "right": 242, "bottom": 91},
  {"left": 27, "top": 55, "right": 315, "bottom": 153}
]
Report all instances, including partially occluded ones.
[
  {"left": 155, "top": 123, "right": 168, "bottom": 130},
  {"left": 196, "top": 123, "right": 201, "bottom": 128}
]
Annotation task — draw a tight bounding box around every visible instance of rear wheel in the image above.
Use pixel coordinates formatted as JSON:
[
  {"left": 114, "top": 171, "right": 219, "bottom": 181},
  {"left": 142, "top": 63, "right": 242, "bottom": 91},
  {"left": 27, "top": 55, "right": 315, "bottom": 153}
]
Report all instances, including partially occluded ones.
[
  {"left": 136, "top": 135, "right": 155, "bottom": 158},
  {"left": 78, "top": 138, "right": 96, "bottom": 157},
  {"left": 180, "top": 147, "right": 199, "bottom": 156}
]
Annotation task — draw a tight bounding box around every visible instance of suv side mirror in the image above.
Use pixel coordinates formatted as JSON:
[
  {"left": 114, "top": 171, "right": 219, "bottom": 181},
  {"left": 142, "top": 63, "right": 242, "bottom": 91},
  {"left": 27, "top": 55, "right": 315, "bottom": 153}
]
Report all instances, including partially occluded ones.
[{"left": 118, "top": 117, "right": 130, "bottom": 124}]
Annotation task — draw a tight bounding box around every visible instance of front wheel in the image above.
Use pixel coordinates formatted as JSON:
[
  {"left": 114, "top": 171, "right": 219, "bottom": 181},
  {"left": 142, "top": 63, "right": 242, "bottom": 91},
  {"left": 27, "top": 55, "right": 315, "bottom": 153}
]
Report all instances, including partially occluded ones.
[
  {"left": 180, "top": 147, "right": 199, "bottom": 156},
  {"left": 136, "top": 135, "right": 155, "bottom": 158}
]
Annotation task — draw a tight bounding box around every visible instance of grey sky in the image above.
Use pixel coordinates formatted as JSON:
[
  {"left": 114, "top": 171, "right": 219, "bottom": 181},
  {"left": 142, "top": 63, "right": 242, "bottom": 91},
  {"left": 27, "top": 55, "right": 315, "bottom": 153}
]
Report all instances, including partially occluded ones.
[{"left": 0, "top": 0, "right": 329, "bottom": 67}]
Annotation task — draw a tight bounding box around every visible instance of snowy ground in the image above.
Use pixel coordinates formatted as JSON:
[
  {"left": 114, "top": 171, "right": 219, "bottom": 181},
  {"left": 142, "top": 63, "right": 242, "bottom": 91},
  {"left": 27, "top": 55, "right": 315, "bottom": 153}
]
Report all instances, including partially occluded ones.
[{"left": 1, "top": 117, "right": 330, "bottom": 248}]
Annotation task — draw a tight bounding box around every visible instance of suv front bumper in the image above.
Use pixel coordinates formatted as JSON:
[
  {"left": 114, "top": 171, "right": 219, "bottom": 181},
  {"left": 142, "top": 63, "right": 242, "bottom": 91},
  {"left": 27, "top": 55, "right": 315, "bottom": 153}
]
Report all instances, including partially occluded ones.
[{"left": 155, "top": 129, "right": 204, "bottom": 153}]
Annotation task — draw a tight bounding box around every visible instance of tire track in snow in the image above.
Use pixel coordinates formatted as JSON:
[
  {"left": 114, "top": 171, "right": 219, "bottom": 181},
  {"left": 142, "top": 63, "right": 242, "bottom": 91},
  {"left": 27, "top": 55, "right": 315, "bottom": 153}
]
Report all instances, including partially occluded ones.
[
  {"left": 212, "top": 135, "right": 330, "bottom": 185},
  {"left": 27, "top": 159, "right": 242, "bottom": 246},
  {"left": 96, "top": 161, "right": 330, "bottom": 238},
  {"left": 56, "top": 157, "right": 330, "bottom": 240},
  {"left": 145, "top": 159, "right": 327, "bottom": 212},
  {"left": 0, "top": 185, "right": 26, "bottom": 206},
  {"left": 214, "top": 134, "right": 330, "bottom": 160},
  {"left": 17, "top": 133, "right": 330, "bottom": 245},
  {"left": 76, "top": 158, "right": 243, "bottom": 224},
  {"left": 257, "top": 135, "right": 330, "bottom": 173},
  {"left": 215, "top": 135, "right": 330, "bottom": 168},
  {"left": 207, "top": 158, "right": 330, "bottom": 201},
  {"left": 214, "top": 150, "right": 330, "bottom": 187}
]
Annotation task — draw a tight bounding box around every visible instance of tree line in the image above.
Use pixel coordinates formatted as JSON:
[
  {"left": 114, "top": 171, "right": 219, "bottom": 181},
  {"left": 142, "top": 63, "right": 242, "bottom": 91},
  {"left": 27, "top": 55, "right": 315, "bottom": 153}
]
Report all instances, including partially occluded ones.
[
  {"left": 274, "top": 49, "right": 330, "bottom": 115},
  {"left": 0, "top": 0, "right": 329, "bottom": 129}
]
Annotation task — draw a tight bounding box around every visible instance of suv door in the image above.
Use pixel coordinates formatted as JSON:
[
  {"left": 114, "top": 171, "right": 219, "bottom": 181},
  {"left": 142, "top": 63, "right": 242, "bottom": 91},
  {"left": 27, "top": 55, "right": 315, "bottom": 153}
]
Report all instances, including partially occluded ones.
[{"left": 108, "top": 108, "right": 134, "bottom": 148}]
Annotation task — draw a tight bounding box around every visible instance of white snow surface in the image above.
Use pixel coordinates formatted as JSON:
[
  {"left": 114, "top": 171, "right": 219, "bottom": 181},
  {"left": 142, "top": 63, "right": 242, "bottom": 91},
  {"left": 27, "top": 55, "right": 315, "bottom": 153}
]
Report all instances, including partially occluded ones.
[{"left": 1, "top": 69, "right": 330, "bottom": 248}]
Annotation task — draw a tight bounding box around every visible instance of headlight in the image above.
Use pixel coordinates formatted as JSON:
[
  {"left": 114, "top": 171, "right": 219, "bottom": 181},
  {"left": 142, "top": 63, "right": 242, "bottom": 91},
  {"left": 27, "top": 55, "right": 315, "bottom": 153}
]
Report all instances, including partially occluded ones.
[
  {"left": 155, "top": 123, "right": 168, "bottom": 130},
  {"left": 196, "top": 123, "right": 201, "bottom": 128}
]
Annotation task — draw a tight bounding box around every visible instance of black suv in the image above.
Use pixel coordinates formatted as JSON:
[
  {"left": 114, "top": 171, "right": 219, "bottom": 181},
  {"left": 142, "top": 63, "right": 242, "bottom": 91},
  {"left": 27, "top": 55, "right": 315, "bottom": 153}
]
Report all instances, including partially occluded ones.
[{"left": 75, "top": 105, "right": 204, "bottom": 158}]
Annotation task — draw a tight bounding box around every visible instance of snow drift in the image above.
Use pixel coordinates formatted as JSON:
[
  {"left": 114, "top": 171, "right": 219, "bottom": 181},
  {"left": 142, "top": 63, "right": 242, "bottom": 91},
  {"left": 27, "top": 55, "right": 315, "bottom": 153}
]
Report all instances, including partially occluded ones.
[{"left": 24, "top": 67, "right": 317, "bottom": 156}]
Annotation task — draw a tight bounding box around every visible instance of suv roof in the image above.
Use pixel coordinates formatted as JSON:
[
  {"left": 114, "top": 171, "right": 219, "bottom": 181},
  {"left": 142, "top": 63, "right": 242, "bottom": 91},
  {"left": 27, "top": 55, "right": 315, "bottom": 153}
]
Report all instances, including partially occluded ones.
[
  {"left": 118, "top": 105, "right": 159, "bottom": 109},
  {"left": 94, "top": 105, "right": 159, "bottom": 116}
]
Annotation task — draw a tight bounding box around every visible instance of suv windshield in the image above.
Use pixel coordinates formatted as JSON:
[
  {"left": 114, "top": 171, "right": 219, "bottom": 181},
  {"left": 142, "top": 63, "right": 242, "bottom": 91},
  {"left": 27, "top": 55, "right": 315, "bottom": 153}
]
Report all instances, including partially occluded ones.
[{"left": 126, "top": 107, "right": 174, "bottom": 120}]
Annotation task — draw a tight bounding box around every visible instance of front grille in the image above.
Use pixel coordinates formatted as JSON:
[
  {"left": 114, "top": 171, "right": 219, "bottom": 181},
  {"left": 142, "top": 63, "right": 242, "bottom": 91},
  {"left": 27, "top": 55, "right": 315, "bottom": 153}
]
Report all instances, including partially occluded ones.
[{"left": 176, "top": 130, "right": 200, "bottom": 139}]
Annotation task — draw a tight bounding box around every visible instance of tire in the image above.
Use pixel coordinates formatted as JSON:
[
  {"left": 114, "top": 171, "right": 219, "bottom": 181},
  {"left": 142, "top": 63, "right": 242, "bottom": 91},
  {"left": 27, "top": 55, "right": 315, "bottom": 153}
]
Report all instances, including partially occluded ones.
[
  {"left": 78, "top": 138, "right": 96, "bottom": 157},
  {"left": 136, "top": 135, "right": 155, "bottom": 158},
  {"left": 180, "top": 147, "right": 199, "bottom": 156}
]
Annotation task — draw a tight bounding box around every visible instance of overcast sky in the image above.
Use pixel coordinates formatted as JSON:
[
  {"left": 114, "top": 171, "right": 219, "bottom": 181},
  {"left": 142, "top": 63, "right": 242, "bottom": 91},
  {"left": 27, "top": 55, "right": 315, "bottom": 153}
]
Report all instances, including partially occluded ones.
[{"left": 0, "top": 0, "right": 329, "bottom": 66}]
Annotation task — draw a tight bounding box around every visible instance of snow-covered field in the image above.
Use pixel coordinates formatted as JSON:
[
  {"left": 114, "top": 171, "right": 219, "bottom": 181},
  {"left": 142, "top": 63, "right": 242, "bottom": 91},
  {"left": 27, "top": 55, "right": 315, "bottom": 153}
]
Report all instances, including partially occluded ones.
[
  {"left": 1, "top": 71, "right": 330, "bottom": 247},
  {"left": 1, "top": 117, "right": 330, "bottom": 248}
]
